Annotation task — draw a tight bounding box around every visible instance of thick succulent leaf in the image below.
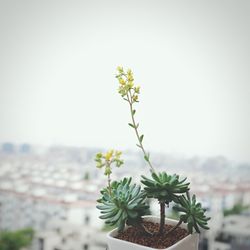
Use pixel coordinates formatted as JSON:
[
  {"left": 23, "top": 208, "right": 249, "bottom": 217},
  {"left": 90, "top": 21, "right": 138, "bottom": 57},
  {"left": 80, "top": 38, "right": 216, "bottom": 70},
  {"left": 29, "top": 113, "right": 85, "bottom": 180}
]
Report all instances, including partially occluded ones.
[
  {"left": 192, "top": 195, "right": 196, "bottom": 206},
  {"left": 99, "top": 212, "right": 114, "bottom": 220},
  {"left": 109, "top": 209, "right": 123, "bottom": 223},
  {"left": 131, "top": 185, "right": 141, "bottom": 197},
  {"left": 179, "top": 177, "right": 187, "bottom": 184},
  {"left": 151, "top": 172, "right": 161, "bottom": 182},
  {"left": 173, "top": 205, "right": 187, "bottom": 213},
  {"left": 193, "top": 220, "right": 200, "bottom": 233},
  {"left": 97, "top": 204, "right": 116, "bottom": 211},
  {"left": 197, "top": 223, "right": 210, "bottom": 230}
]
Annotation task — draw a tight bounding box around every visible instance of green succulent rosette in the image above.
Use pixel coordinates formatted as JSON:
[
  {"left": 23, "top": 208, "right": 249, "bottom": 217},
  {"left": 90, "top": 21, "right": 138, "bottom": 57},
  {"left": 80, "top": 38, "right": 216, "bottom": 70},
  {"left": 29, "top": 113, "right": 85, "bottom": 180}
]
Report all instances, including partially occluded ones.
[
  {"left": 141, "top": 171, "right": 190, "bottom": 203},
  {"left": 97, "top": 177, "right": 149, "bottom": 232},
  {"left": 173, "top": 193, "right": 210, "bottom": 233}
]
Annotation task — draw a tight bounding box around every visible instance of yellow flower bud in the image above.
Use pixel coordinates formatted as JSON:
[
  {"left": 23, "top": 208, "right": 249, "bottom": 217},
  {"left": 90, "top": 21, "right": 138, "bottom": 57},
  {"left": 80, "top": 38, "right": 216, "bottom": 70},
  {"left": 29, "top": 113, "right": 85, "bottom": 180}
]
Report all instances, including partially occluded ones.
[
  {"left": 104, "top": 166, "right": 112, "bottom": 176},
  {"left": 96, "top": 162, "right": 103, "bottom": 168},
  {"left": 135, "top": 86, "right": 140, "bottom": 94},
  {"left": 133, "top": 95, "right": 138, "bottom": 102},
  {"left": 115, "top": 151, "right": 122, "bottom": 158},
  {"left": 128, "top": 81, "right": 134, "bottom": 88},
  {"left": 127, "top": 69, "right": 133, "bottom": 76},
  {"left": 127, "top": 76, "right": 134, "bottom": 82},
  {"left": 96, "top": 152, "right": 103, "bottom": 158}
]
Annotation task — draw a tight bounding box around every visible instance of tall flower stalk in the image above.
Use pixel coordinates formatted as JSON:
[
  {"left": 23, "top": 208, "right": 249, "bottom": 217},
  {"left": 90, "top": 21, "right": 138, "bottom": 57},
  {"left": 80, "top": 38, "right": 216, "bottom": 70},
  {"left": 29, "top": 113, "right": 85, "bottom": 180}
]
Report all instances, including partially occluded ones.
[{"left": 116, "top": 67, "right": 155, "bottom": 173}]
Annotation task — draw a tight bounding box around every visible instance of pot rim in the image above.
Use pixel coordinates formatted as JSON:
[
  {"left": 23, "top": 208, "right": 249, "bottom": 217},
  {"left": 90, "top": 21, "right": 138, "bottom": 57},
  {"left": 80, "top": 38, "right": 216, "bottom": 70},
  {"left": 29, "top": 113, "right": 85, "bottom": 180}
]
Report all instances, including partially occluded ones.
[{"left": 107, "top": 215, "right": 198, "bottom": 250}]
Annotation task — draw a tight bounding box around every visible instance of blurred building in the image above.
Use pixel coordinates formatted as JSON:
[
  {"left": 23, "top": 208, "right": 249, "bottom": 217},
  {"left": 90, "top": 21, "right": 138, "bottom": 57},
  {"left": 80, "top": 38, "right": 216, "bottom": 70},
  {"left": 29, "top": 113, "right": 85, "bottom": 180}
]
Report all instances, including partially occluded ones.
[
  {"left": 0, "top": 144, "right": 250, "bottom": 250},
  {"left": 211, "top": 214, "right": 250, "bottom": 250},
  {"left": 34, "top": 220, "right": 106, "bottom": 250}
]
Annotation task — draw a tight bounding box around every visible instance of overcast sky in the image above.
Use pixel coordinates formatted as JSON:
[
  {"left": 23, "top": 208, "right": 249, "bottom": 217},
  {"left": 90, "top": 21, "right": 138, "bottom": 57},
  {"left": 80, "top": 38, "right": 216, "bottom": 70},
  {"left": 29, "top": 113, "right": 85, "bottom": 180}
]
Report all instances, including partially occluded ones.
[{"left": 0, "top": 0, "right": 249, "bottom": 162}]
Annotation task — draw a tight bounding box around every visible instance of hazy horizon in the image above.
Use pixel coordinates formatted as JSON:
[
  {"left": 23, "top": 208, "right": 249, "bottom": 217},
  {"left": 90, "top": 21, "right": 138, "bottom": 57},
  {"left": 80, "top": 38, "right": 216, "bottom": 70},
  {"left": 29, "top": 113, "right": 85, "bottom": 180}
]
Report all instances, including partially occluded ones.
[{"left": 0, "top": 0, "right": 249, "bottom": 162}]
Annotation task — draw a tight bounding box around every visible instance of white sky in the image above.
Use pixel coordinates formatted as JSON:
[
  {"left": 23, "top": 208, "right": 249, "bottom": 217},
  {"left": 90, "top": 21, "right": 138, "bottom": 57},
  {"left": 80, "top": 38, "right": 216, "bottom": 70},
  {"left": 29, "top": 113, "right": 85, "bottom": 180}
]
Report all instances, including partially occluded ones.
[{"left": 0, "top": 0, "right": 249, "bottom": 162}]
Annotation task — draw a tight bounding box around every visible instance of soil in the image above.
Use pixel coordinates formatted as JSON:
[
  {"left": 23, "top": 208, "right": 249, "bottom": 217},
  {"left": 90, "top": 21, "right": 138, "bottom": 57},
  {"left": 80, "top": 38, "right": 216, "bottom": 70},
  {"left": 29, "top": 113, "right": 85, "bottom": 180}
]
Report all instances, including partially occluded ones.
[{"left": 115, "top": 221, "right": 188, "bottom": 249}]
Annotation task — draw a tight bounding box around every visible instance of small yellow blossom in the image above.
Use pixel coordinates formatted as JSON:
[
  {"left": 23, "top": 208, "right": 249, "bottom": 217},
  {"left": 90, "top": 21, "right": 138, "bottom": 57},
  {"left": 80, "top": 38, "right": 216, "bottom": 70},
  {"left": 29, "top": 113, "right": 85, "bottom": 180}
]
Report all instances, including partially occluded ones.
[
  {"left": 105, "top": 150, "right": 114, "bottom": 161},
  {"left": 119, "top": 78, "right": 126, "bottom": 85}
]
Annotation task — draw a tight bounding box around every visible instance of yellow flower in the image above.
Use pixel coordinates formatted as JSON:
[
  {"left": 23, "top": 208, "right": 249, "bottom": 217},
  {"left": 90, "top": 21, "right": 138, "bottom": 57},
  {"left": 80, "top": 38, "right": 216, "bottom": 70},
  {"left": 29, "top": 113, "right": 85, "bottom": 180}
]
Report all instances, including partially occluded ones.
[
  {"left": 105, "top": 150, "right": 114, "bottom": 161},
  {"left": 119, "top": 78, "right": 126, "bottom": 85}
]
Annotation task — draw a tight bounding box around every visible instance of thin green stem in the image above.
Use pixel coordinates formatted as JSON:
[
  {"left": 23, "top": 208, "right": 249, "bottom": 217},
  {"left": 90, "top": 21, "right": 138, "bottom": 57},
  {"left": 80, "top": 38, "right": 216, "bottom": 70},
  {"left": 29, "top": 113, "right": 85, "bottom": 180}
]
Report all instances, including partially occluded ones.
[
  {"left": 107, "top": 175, "right": 111, "bottom": 196},
  {"left": 126, "top": 90, "right": 155, "bottom": 173},
  {"left": 165, "top": 219, "right": 182, "bottom": 236},
  {"left": 106, "top": 161, "right": 112, "bottom": 196}
]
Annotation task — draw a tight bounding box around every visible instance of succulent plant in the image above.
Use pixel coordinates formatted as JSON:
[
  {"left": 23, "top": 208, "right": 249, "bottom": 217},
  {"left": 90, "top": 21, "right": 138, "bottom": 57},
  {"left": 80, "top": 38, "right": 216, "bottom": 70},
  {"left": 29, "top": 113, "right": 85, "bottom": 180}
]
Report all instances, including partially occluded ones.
[
  {"left": 141, "top": 172, "right": 190, "bottom": 203},
  {"left": 97, "top": 177, "right": 149, "bottom": 232},
  {"left": 141, "top": 171, "right": 190, "bottom": 233},
  {"left": 173, "top": 193, "right": 210, "bottom": 233},
  {"left": 96, "top": 67, "right": 210, "bottom": 239}
]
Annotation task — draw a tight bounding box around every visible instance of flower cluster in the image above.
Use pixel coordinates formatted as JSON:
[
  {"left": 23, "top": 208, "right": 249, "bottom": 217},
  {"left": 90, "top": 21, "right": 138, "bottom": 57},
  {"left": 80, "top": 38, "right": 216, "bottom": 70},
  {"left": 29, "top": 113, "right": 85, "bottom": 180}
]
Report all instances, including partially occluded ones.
[
  {"left": 95, "top": 150, "right": 123, "bottom": 176},
  {"left": 116, "top": 66, "right": 140, "bottom": 103}
]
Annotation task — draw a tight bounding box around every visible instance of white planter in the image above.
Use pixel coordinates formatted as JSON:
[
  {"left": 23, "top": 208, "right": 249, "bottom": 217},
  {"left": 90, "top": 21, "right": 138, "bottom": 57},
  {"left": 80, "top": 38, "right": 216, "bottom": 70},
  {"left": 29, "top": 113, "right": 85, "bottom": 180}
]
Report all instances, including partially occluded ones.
[{"left": 107, "top": 216, "right": 199, "bottom": 250}]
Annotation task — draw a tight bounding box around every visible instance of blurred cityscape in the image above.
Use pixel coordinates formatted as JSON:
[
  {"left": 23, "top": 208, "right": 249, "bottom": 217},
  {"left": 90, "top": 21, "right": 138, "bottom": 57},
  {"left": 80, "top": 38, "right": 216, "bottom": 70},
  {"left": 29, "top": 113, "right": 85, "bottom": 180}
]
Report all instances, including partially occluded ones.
[{"left": 0, "top": 142, "right": 250, "bottom": 250}]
